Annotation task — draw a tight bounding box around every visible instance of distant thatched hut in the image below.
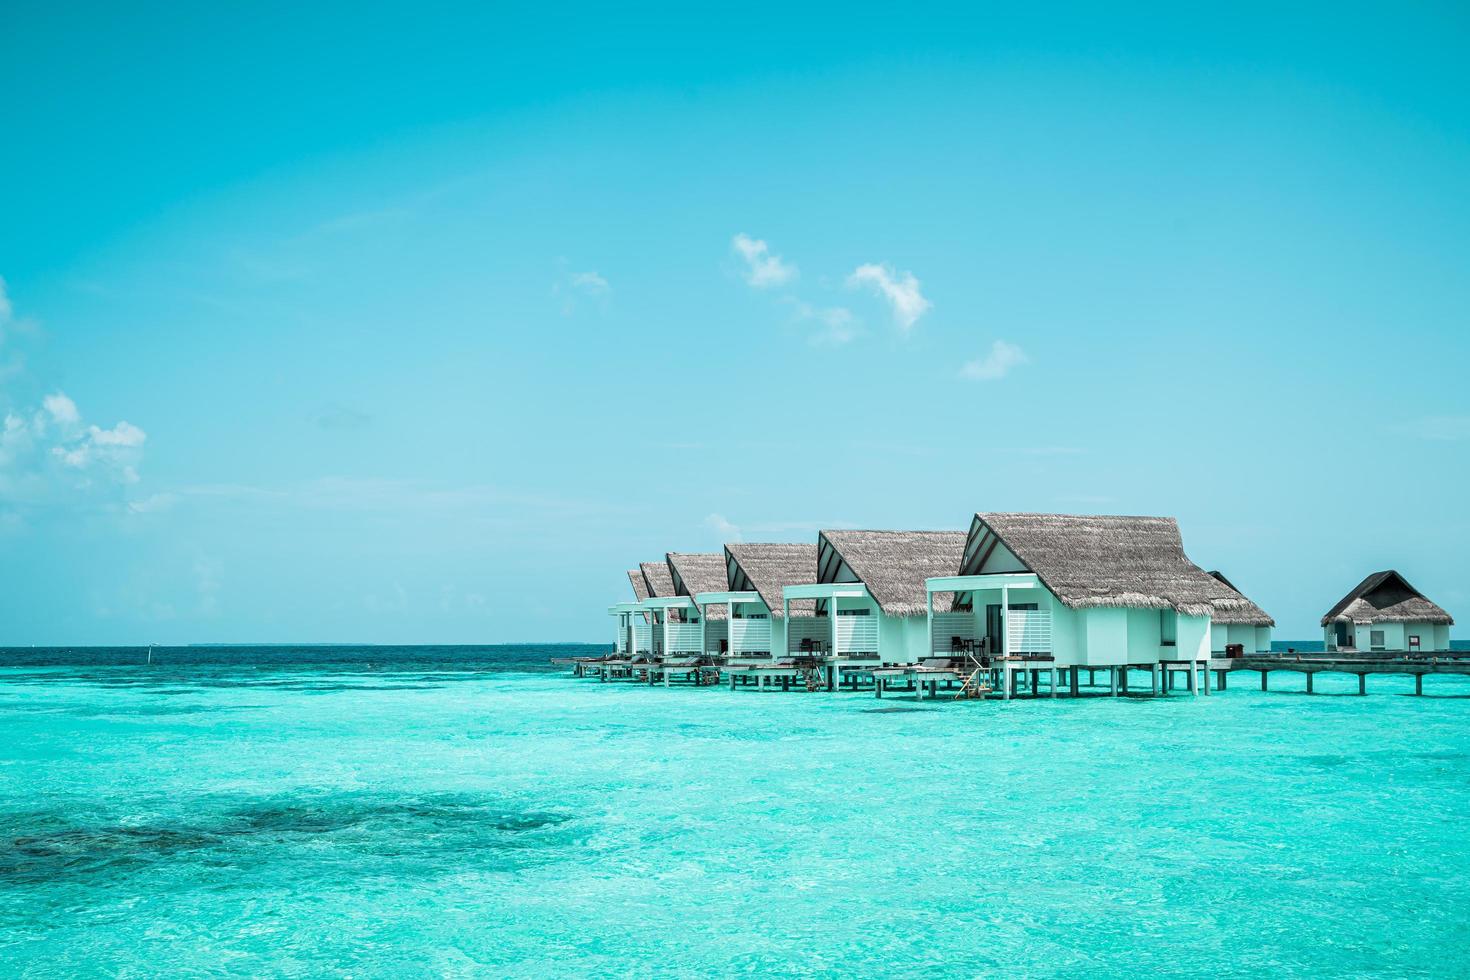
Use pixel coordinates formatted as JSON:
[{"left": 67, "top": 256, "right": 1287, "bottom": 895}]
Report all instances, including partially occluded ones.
[
  {"left": 924, "top": 513, "right": 1254, "bottom": 669},
  {"left": 1206, "top": 571, "right": 1275, "bottom": 655},
  {"left": 1321, "top": 571, "right": 1453, "bottom": 653},
  {"left": 607, "top": 568, "right": 653, "bottom": 658},
  {"left": 722, "top": 543, "right": 819, "bottom": 662},
  {"left": 667, "top": 552, "right": 730, "bottom": 657}
]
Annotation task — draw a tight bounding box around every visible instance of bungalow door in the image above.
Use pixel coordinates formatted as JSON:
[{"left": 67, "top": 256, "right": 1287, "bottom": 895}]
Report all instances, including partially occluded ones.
[
  {"left": 1334, "top": 622, "right": 1350, "bottom": 650},
  {"left": 985, "top": 604, "right": 1003, "bottom": 657}
]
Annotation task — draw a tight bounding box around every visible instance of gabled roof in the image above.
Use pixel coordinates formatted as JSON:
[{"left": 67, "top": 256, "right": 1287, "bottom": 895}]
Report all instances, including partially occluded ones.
[
  {"left": 627, "top": 568, "right": 650, "bottom": 602},
  {"left": 963, "top": 513, "right": 1259, "bottom": 619},
  {"left": 818, "top": 530, "right": 967, "bottom": 617},
  {"left": 1205, "top": 570, "right": 1275, "bottom": 627},
  {"left": 1321, "top": 570, "right": 1453, "bottom": 626},
  {"left": 725, "top": 543, "right": 819, "bottom": 618},
  {"left": 640, "top": 561, "right": 675, "bottom": 598},
  {"left": 667, "top": 552, "right": 729, "bottom": 620}
]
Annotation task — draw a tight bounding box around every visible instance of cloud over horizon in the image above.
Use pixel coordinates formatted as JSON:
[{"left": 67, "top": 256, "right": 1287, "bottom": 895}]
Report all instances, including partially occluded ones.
[
  {"left": 732, "top": 233, "right": 797, "bottom": 288},
  {"left": 847, "top": 263, "right": 931, "bottom": 333},
  {"left": 960, "top": 340, "right": 1028, "bottom": 381}
]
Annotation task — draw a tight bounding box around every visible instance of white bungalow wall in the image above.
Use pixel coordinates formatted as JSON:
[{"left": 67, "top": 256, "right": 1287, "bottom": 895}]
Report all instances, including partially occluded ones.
[
  {"left": 1210, "top": 623, "right": 1272, "bottom": 655},
  {"left": 1329, "top": 620, "right": 1450, "bottom": 652}
]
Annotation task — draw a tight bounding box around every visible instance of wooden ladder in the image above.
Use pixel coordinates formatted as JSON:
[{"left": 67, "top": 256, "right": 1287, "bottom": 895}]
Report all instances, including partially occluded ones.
[{"left": 955, "top": 667, "right": 991, "bottom": 699}]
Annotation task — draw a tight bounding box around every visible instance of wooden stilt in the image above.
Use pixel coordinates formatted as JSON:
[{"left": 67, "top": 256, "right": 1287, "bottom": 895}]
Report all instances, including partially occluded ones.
[
  {"left": 1416, "top": 673, "right": 1424, "bottom": 696},
  {"left": 1202, "top": 662, "right": 1211, "bottom": 696},
  {"left": 1260, "top": 670, "right": 1268, "bottom": 692},
  {"left": 1187, "top": 663, "right": 1197, "bottom": 696},
  {"left": 1049, "top": 667, "right": 1057, "bottom": 698},
  {"left": 1109, "top": 667, "right": 1119, "bottom": 697},
  {"left": 1358, "top": 673, "right": 1367, "bottom": 696},
  {"left": 1306, "top": 671, "right": 1313, "bottom": 694},
  {"left": 1070, "top": 667, "right": 1080, "bottom": 697},
  {"left": 1120, "top": 667, "right": 1129, "bottom": 694},
  {"left": 1151, "top": 664, "right": 1160, "bottom": 696}
]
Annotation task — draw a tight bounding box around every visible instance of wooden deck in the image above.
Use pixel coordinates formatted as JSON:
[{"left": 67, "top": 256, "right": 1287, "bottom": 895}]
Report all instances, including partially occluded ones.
[{"left": 1212, "top": 655, "right": 1470, "bottom": 695}]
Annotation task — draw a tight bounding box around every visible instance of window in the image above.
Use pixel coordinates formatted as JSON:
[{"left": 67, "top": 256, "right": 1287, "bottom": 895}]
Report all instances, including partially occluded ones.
[
  {"left": 1370, "top": 630, "right": 1386, "bottom": 651},
  {"left": 1160, "top": 610, "right": 1177, "bottom": 647},
  {"left": 837, "top": 608, "right": 870, "bottom": 616}
]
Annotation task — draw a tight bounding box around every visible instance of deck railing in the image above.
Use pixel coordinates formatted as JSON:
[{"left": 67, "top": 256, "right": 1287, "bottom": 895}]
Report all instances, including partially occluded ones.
[
  {"left": 930, "top": 612, "right": 977, "bottom": 653},
  {"left": 729, "top": 619, "right": 772, "bottom": 655},
  {"left": 1006, "top": 608, "right": 1052, "bottom": 654},
  {"left": 834, "top": 615, "right": 879, "bottom": 655},
  {"left": 664, "top": 622, "right": 704, "bottom": 655}
]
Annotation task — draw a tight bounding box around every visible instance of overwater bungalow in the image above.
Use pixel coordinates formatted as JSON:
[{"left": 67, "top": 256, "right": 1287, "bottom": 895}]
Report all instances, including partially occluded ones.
[
  {"left": 637, "top": 559, "right": 692, "bottom": 665},
  {"left": 1206, "top": 570, "right": 1275, "bottom": 655},
  {"left": 923, "top": 513, "right": 1258, "bottom": 695},
  {"left": 710, "top": 543, "right": 820, "bottom": 679},
  {"left": 615, "top": 567, "right": 653, "bottom": 659},
  {"left": 1322, "top": 570, "right": 1454, "bottom": 653},
  {"left": 666, "top": 552, "right": 729, "bottom": 661},
  {"left": 783, "top": 530, "right": 968, "bottom": 688}
]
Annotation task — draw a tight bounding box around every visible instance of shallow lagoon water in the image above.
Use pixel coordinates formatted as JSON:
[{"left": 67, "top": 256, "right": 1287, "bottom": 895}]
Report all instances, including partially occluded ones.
[{"left": 3, "top": 647, "right": 1470, "bottom": 977}]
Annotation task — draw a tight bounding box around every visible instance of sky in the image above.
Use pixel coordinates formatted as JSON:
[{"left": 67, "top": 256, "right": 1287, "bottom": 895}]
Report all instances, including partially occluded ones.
[{"left": 2, "top": 1, "right": 1468, "bottom": 644}]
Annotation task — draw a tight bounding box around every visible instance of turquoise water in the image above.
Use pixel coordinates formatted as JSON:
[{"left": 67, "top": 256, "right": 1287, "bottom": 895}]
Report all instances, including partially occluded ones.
[{"left": 4, "top": 646, "right": 1470, "bottom": 977}]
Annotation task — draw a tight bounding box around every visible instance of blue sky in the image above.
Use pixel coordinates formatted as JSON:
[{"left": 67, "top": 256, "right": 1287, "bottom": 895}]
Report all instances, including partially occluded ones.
[{"left": 2, "top": 1, "right": 1468, "bottom": 644}]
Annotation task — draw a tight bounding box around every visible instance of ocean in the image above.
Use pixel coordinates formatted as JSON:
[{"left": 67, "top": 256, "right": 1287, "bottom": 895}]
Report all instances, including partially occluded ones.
[{"left": 3, "top": 644, "right": 1469, "bottom": 977}]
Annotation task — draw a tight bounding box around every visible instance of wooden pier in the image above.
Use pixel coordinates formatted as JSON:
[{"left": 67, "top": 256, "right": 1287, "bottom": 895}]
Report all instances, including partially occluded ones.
[
  {"left": 557, "top": 653, "right": 1470, "bottom": 699},
  {"left": 1210, "top": 654, "right": 1470, "bottom": 695}
]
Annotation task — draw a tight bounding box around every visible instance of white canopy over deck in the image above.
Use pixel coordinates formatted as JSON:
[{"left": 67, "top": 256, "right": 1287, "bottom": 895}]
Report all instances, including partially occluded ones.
[
  {"left": 639, "top": 595, "right": 704, "bottom": 657},
  {"left": 924, "top": 573, "right": 1050, "bottom": 659},
  {"left": 780, "top": 582, "right": 873, "bottom": 660},
  {"left": 608, "top": 601, "right": 650, "bottom": 658},
  {"left": 693, "top": 590, "right": 765, "bottom": 658}
]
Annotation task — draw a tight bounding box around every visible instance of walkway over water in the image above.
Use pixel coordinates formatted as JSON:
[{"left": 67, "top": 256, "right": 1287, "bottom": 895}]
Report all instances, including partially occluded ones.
[{"left": 1214, "top": 654, "right": 1470, "bottom": 695}]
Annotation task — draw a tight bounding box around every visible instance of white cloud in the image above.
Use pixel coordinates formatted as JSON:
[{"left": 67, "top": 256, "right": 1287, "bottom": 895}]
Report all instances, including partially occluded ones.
[
  {"left": 1, "top": 390, "right": 146, "bottom": 505},
  {"left": 128, "top": 492, "right": 179, "bottom": 514},
  {"left": 846, "top": 263, "right": 931, "bottom": 333},
  {"left": 960, "top": 340, "right": 1028, "bottom": 381},
  {"left": 42, "top": 392, "right": 81, "bottom": 427},
  {"left": 571, "top": 271, "right": 609, "bottom": 294},
  {"left": 790, "top": 301, "right": 858, "bottom": 346},
  {"left": 88, "top": 420, "right": 146, "bottom": 448},
  {"left": 553, "top": 263, "right": 611, "bottom": 316},
  {"left": 705, "top": 512, "right": 741, "bottom": 542},
  {"left": 732, "top": 233, "right": 797, "bottom": 288}
]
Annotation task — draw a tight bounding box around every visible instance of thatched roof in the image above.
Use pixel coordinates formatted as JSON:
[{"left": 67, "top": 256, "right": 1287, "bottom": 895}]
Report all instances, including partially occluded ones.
[
  {"left": 1205, "top": 570, "right": 1275, "bottom": 627},
  {"left": 725, "top": 543, "right": 819, "bottom": 618},
  {"left": 627, "top": 568, "right": 649, "bottom": 602},
  {"left": 967, "top": 513, "right": 1261, "bottom": 620},
  {"left": 818, "top": 530, "right": 967, "bottom": 617},
  {"left": 666, "top": 552, "right": 729, "bottom": 620},
  {"left": 1321, "top": 570, "right": 1453, "bottom": 626},
  {"left": 640, "top": 561, "right": 675, "bottom": 598}
]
